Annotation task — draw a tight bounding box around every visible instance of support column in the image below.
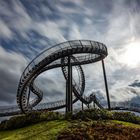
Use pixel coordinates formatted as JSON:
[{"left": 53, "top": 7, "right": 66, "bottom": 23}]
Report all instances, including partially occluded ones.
[
  {"left": 93, "top": 101, "right": 95, "bottom": 108},
  {"left": 102, "top": 59, "right": 111, "bottom": 110},
  {"left": 66, "top": 55, "right": 73, "bottom": 113},
  {"left": 66, "top": 81, "right": 68, "bottom": 113},
  {"left": 87, "top": 104, "right": 89, "bottom": 109},
  {"left": 82, "top": 102, "right": 84, "bottom": 110}
]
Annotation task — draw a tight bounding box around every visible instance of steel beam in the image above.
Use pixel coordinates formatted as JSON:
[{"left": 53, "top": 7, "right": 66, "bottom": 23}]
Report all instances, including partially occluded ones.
[
  {"left": 93, "top": 101, "right": 95, "bottom": 108},
  {"left": 17, "top": 40, "right": 108, "bottom": 113},
  {"left": 66, "top": 56, "right": 73, "bottom": 113},
  {"left": 102, "top": 59, "right": 111, "bottom": 110},
  {"left": 87, "top": 104, "right": 89, "bottom": 108},
  {"left": 66, "top": 81, "right": 68, "bottom": 113},
  {"left": 82, "top": 102, "right": 84, "bottom": 110}
]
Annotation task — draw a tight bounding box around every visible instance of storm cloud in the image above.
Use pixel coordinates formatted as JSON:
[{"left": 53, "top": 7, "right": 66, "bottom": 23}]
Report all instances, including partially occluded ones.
[{"left": 0, "top": 0, "right": 140, "bottom": 107}]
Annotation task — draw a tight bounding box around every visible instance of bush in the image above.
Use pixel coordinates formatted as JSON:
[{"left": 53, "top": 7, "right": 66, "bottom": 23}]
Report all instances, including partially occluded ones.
[
  {"left": 72, "top": 109, "right": 113, "bottom": 120},
  {"left": 0, "top": 111, "right": 64, "bottom": 130},
  {"left": 1, "top": 109, "right": 140, "bottom": 130},
  {"left": 72, "top": 109, "right": 140, "bottom": 125},
  {"left": 112, "top": 112, "right": 140, "bottom": 124},
  {"left": 0, "top": 120, "right": 7, "bottom": 130},
  {"left": 40, "top": 111, "right": 64, "bottom": 121},
  {"left": 1, "top": 112, "right": 41, "bottom": 130},
  {"left": 65, "top": 112, "right": 73, "bottom": 120}
]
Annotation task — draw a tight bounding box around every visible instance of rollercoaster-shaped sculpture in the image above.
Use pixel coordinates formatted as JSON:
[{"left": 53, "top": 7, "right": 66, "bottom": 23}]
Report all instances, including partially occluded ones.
[{"left": 17, "top": 40, "right": 108, "bottom": 113}]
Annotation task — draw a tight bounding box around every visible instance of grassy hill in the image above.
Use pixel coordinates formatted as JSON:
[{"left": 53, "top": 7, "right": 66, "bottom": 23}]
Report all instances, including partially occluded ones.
[
  {"left": 0, "top": 120, "right": 68, "bottom": 140},
  {"left": 0, "top": 109, "right": 140, "bottom": 140}
]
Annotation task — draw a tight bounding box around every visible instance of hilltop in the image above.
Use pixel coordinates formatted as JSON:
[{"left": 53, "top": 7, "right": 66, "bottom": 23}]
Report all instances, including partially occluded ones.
[{"left": 0, "top": 109, "right": 140, "bottom": 140}]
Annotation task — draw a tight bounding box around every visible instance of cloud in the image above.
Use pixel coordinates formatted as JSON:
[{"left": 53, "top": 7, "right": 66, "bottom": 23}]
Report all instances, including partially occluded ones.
[
  {"left": 35, "top": 69, "right": 66, "bottom": 103},
  {"left": 129, "top": 80, "right": 140, "bottom": 88},
  {"left": 0, "top": 0, "right": 140, "bottom": 108},
  {"left": 0, "top": 47, "right": 28, "bottom": 105},
  {"left": 0, "top": 0, "right": 32, "bottom": 39},
  {"left": 34, "top": 21, "right": 66, "bottom": 42},
  {"left": 0, "top": 20, "right": 13, "bottom": 39},
  {"left": 0, "top": 46, "right": 66, "bottom": 106}
]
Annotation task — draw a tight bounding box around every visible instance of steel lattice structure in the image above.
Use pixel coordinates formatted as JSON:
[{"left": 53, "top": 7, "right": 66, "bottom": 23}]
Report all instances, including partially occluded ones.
[
  {"left": 16, "top": 40, "right": 109, "bottom": 113},
  {"left": 1, "top": 40, "right": 140, "bottom": 117}
]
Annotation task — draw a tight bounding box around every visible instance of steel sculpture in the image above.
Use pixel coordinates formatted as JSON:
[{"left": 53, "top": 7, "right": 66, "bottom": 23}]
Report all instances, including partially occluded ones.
[{"left": 16, "top": 40, "right": 109, "bottom": 113}]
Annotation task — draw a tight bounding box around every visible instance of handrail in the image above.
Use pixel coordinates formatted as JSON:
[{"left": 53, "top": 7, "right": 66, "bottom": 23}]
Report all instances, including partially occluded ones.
[{"left": 16, "top": 40, "right": 107, "bottom": 113}]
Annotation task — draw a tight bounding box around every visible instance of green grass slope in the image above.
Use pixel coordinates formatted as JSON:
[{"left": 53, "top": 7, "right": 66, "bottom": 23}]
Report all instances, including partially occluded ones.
[
  {"left": 0, "top": 120, "right": 68, "bottom": 140},
  {"left": 0, "top": 120, "right": 140, "bottom": 140},
  {"left": 58, "top": 120, "right": 140, "bottom": 140},
  {"left": 0, "top": 109, "right": 140, "bottom": 140}
]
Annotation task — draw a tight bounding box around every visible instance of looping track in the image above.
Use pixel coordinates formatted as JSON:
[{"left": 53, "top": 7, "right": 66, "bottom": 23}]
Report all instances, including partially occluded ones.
[{"left": 17, "top": 40, "right": 108, "bottom": 113}]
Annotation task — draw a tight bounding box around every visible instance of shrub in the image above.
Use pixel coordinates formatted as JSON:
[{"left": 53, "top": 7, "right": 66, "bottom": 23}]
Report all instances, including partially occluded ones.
[
  {"left": 72, "top": 109, "right": 113, "bottom": 120},
  {"left": 72, "top": 109, "right": 140, "bottom": 125},
  {"left": 65, "top": 112, "right": 73, "bottom": 120},
  {"left": 1, "top": 109, "right": 140, "bottom": 131},
  {"left": 0, "top": 111, "right": 64, "bottom": 130},
  {"left": 112, "top": 112, "right": 140, "bottom": 124},
  {"left": 0, "top": 120, "right": 7, "bottom": 130}
]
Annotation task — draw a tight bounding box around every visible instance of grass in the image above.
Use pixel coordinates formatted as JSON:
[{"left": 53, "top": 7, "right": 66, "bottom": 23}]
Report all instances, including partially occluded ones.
[
  {"left": 1, "top": 109, "right": 140, "bottom": 139},
  {"left": 110, "top": 120, "right": 140, "bottom": 128},
  {"left": 0, "top": 120, "right": 68, "bottom": 140},
  {"left": 58, "top": 120, "right": 140, "bottom": 140},
  {"left": 0, "top": 119, "right": 140, "bottom": 140}
]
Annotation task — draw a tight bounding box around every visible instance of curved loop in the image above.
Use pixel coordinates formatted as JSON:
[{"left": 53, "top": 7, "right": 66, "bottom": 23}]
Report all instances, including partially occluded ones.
[{"left": 17, "top": 40, "right": 108, "bottom": 113}]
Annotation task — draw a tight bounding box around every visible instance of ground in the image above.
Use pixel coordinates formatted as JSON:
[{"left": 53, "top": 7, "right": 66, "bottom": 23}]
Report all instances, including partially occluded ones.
[
  {"left": 0, "top": 120, "right": 68, "bottom": 140},
  {"left": 0, "top": 119, "right": 140, "bottom": 140}
]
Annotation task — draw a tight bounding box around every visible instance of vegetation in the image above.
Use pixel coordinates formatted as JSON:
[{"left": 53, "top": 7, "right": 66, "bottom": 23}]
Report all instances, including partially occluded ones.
[
  {"left": 0, "top": 111, "right": 64, "bottom": 130},
  {"left": 0, "top": 120, "right": 68, "bottom": 140},
  {"left": 0, "top": 109, "right": 140, "bottom": 139},
  {"left": 72, "top": 108, "right": 140, "bottom": 124},
  {"left": 58, "top": 120, "right": 140, "bottom": 140}
]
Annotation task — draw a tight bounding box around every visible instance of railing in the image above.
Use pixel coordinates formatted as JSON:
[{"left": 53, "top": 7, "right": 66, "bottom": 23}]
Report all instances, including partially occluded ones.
[
  {"left": 20, "top": 40, "right": 107, "bottom": 83},
  {"left": 15, "top": 40, "right": 108, "bottom": 113}
]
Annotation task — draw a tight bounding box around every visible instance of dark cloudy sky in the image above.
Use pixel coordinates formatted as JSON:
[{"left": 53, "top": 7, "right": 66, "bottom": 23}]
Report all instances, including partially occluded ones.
[{"left": 0, "top": 0, "right": 140, "bottom": 107}]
